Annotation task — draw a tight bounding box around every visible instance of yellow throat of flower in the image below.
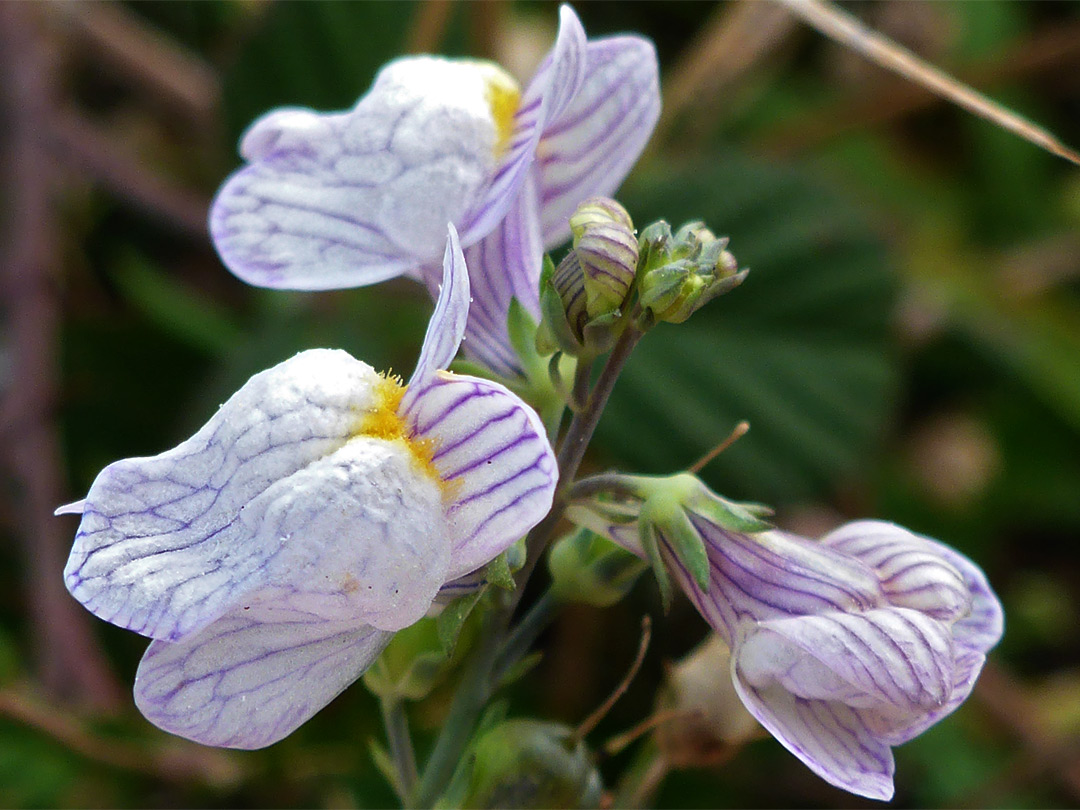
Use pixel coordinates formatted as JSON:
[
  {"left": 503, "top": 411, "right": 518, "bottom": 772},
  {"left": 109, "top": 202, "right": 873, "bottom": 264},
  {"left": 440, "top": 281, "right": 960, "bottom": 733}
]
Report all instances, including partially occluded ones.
[
  {"left": 471, "top": 61, "right": 521, "bottom": 160},
  {"left": 355, "top": 373, "right": 440, "bottom": 483}
]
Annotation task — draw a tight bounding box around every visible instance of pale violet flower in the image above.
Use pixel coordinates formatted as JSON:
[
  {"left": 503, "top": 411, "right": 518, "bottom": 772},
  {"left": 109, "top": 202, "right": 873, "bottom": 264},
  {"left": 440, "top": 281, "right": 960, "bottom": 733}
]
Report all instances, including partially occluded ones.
[
  {"left": 574, "top": 510, "right": 1003, "bottom": 801},
  {"left": 209, "top": 4, "right": 660, "bottom": 377},
  {"left": 59, "top": 227, "right": 557, "bottom": 749}
]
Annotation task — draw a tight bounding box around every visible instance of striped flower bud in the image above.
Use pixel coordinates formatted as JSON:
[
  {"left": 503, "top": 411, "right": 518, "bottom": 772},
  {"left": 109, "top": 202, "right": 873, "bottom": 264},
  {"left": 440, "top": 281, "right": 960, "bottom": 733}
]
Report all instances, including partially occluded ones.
[
  {"left": 569, "top": 197, "right": 639, "bottom": 318},
  {"left": 552, "top": 250, "right": 589, "bottom": 343}
]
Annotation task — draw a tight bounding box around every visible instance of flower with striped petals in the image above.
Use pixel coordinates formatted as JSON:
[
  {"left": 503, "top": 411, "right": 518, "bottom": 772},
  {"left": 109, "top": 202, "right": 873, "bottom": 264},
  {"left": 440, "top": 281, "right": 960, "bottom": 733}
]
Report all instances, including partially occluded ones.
[
  {"left": 209, "top": 4, "right": 660, "bottom": 378},
  {"left": 59, "top": 226, "right": 557, "bottom": 749},
  {"left": 571, "top": 500, "right": 1003, "bottom": 800}
]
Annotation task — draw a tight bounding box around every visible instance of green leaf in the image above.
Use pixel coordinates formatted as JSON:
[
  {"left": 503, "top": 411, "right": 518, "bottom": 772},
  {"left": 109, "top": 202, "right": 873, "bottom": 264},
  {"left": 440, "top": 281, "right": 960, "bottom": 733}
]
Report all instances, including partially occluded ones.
[
  {"left": 604, "top": 150, "right": 899, "bottom": 505},
  {"left": 111, "top": 250, "right": 243, "bottom": 355},
  {"left": 436, "top": 588, "right": 485, "bottom": 655}
]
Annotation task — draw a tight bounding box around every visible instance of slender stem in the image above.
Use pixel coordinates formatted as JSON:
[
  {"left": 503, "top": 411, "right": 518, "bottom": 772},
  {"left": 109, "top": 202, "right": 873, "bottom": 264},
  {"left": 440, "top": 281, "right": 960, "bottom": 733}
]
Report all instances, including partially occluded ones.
[
  {"left": 572, "top": 616, "right": 651, "bottom": 744},
  {"left": 410, "top": 606, "right": 509, "bottom": 807},
  {"left": 569, "top": 353, "right": 595, "bottom": 413},
  {"left": 492, "top": 590, "right": 557, "bottom": 684},
  {"left": 381, "top": 697, "right": 418, "bottom": 803},
  {"left": 570, "top": 472, "right": 647, "bottom": 500},
  {"left": 412, "top": 324, "right": 645, "bottom": 806},
  {"left": 515, "top": 325, "right": 644, "bottom": 594}
]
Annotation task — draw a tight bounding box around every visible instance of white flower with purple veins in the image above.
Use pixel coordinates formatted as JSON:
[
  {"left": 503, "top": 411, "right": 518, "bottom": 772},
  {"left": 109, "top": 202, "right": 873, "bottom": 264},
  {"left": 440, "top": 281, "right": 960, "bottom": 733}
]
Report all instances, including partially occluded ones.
[
  {"left": 585, "top": 513, "right": 1003, "bottom": 800},
  {"left": 60, "top": 227, "right": 557, "bottom": 749},
  {"left": 209, "top": 4, "right": 659, "bottom": 377}
]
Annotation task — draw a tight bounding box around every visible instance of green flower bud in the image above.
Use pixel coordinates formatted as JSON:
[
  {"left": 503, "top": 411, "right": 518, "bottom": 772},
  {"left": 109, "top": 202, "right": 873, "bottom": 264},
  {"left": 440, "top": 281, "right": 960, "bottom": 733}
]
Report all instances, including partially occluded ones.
[
  {"left": 638, "top": 218, "right": 745, "bottom": 325},
  {"left": 548, "top": 527, "right": 649, "bottom": 607},
  {"left": 461, "top": 720, "right": 603, "bottom": 809},
  {"left": 569, "top": 197, "right": 639, "bottom": 318}
]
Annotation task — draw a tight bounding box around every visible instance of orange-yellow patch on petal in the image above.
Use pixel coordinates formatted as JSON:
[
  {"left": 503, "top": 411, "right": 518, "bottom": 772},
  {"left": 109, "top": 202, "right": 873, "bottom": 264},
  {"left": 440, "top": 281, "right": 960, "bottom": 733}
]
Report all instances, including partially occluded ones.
[
  {"left": 355, "top": 373, "right": 441, "bottom": 485},
  {"left": 468, "top": 61, "right": 521, "bottom": 159}
]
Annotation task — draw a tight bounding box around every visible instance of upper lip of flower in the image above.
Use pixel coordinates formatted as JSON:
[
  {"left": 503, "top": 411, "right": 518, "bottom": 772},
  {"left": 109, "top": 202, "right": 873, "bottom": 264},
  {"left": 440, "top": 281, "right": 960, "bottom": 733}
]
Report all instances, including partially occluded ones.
[
  {"left": 207, "top": 4, "right": 660, "bottom": 377},
  {"left": 59, "top": 225, "right": 558, "bottom": 749}
]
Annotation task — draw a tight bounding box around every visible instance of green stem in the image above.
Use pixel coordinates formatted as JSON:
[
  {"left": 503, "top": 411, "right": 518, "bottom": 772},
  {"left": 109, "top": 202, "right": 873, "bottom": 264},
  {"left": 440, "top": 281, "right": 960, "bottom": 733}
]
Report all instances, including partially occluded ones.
[
  {"left": 569, "top": 472, "right": 649, "bottom": 500},
  {"left": 381, "top": 697, "right": 418, "bottom": 804},
  {"left": 492, "top": 590, "right": 557, "bottom": 684},
  {"left": 409, "top": 606, "right": 508, "bottom": 807},
  {"left": 411, "top": 325, "right": 644, "bottom": 807}
]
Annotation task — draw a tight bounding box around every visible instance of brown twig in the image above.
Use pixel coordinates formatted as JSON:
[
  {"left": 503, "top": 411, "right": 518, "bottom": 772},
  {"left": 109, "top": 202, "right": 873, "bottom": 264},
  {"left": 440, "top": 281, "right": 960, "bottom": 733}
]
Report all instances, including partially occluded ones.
[
  {"left": 45, "top": 105, "right": 211, "bottom": 239},
  {"left": 573, "top": 616, "right": 652, "bottom": 744},
  {"left": 0, "top": 684, "right": 243, "bottom": 788},
  {"left": 42, "top": 1, "right": 220, "bottom": 128},
  {"left": 763, "top": 17, "right": 1080, "bottom": 156},
  {"left": 688, "top": 421, "right": 750, "bottom": 475},
  {"left": 0, "top": 3, "right": 125, "bottom": 711},
  {"left": 406, "top": 0, "right": 455, "bottom": 55},
  {"left": 773, "top": 0, "right": 1080, "bottom": 165},
  {"left": 655, "top": 1, "right": 797, "bottom": 150}
]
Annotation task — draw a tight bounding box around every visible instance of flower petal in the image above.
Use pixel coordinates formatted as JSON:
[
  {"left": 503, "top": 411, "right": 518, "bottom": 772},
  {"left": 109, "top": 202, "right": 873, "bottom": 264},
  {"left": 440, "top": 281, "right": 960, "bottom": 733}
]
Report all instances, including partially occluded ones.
[
  {"left": 63, "top": 349, "right": 384, "bottom": 641},
  {"left": 677, "top": 517, "right": 883, "bottom": 641},
  {"left": 458, "top": 4, "right": 587, "bottom": 246},
  {"left": 738, "top": 608, "right": 955, "bottom": 713},
  {"left": 535, "top": 35, "right": 660, "bottom": 247},
  {"left": 210, "top": 58, "right": 503, "bottom": 290},
  {"left": 134, "top": 598, "right": 391, "bottom": 749},
  {"left": 406, "top": 224, "right": 470, "bottom": 397},
  {"left": 403, "top": 375, "right": 557, "bottom": 579},
  {"left": 731, "top": 674, "right": 896, "bottom": 802},
  {"left": 432, "top": 173, "right": 543, "bottom": 378},
  {"left": 822, "top": 521, "right": 1003, "bottom": 652}
]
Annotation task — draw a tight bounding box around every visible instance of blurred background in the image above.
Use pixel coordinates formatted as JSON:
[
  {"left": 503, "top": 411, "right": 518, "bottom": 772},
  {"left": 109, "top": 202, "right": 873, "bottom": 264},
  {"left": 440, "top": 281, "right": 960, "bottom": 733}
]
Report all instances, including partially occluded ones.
[{"left": 2, "top": 0, "right": 1079, "bottom": 806}]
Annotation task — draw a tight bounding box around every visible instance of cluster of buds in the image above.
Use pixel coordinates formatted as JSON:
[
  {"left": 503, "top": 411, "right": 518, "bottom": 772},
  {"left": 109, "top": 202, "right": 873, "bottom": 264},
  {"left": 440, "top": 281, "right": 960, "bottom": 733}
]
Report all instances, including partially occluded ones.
[
  {"left": 537, "top": 196, "right": 746, "bottom": 359},
  {"left": 637, "top": 221, "right": 745, "bottom": 325}
]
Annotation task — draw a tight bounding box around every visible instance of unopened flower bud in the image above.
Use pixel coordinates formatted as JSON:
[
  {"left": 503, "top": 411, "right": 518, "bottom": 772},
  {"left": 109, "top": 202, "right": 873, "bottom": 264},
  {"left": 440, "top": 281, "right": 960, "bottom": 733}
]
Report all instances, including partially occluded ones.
[
  {"left": 461, "top": 720, "right": 603, "bottom": 809},
  {"left": 552, "top": 251, "right": 589, "bottom": 340},
  {"left": 569, "top": 197, "right": 638, "bottom": 318},
  {"left": 548, "top": 528, "right": 649, "bottom": 608},
  {"left": 638, "top": 219, "right": 745, "bottom": 325}
]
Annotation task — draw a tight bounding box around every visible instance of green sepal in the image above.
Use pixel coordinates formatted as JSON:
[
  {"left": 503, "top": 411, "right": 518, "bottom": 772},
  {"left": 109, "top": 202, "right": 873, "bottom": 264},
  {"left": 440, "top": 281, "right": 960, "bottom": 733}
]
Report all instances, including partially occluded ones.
[
  {"left": 637, "top": 220, "right": 673, "bottom": 274},
  {"left": 689, "top": 487, "right": 773, "bottom": 534},
  {"left": 580, "top": 309, "right": 623, "bottom": 355},
  {"left": 436, "top": 588, "right": 486, "bottom": 655},
  {"left": 661, "top": 505, "right": 711, "bottom": 593},
  {"left": 485, "top": 547, "right": 518, "bottom": 591},
  {"left": 639, "top": 519, "right": 673, "bottom": 612},
  {"left": 449, "top": 358, "right": 504, "bottom": 380},
  {"left": 363, "top": 615, "right": 468, "bottom": 701}
]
